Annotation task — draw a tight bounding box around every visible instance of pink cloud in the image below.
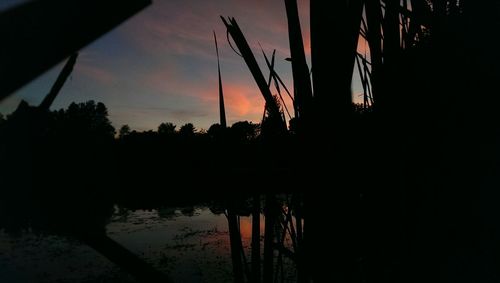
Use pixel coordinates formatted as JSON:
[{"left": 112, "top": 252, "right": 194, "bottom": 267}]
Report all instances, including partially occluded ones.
[
  {"left": 219, "top": 83, "right": 264, "bottom": 117},
  {"left": 143, "top": 62, "right": 265, "bottom": 123},
  {"left": 76, "top": 63, "right": 116, "bottom": 85},
  {"left": 357, "top": 34, "right": 370, "bottom": 56},
  {"left": 148, "top": 66, "right": 263, "bottom": 115}
]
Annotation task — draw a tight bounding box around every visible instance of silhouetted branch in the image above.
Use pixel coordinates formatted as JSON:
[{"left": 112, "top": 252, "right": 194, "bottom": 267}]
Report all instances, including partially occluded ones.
[
  {"left": 261, "top": 49, "right": 295, "bottom": 105},
  {"left": 39, "top": 53, "right": 79, "bottom": 111},
  {"left": 259, "top": 47, "right": 293, "bottom": 121},
  {"left": 0, "top": 0, "right": 151, "bottom": 100}
]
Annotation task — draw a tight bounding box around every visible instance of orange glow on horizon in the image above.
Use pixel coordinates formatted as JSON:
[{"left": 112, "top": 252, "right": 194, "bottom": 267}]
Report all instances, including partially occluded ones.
[
  {"left": 238, "top": 215, "right": 265, "bottom": 240},
  {"left": 223, "top": 84, "right": 263, "bottom": 116},
  {"left": 199, "top": 82, "right": 264, "bottom": 121}
]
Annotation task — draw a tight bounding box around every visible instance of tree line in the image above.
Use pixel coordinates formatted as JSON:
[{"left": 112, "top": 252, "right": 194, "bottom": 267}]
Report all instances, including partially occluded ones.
[{"left": 0, "top": 100, "right": 265, "bottom": 143}]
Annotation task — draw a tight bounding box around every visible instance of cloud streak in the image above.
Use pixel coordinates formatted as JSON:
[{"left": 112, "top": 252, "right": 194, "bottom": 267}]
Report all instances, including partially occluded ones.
[{"left": 76, "top": 63, "right": 117, "bottom": 86}]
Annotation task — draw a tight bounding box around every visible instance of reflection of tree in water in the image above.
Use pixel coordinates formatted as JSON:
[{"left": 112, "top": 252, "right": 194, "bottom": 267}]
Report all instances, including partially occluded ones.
[
  {"left": 157, "top": 207, "right": 179, "bottom": 219},
  {"left": 0, "top": 96, "right": 171, "bottom": 282},
  {"left": 0, "top": 100, "right": 116, "bottom": 236}
]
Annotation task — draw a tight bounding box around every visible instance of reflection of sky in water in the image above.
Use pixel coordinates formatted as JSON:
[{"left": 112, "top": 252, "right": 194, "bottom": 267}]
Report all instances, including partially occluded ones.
[
  {"left": 108, "top": 207, "right": 234, "bottom": 282},
  {"left": 0, "top": 207, "right": 233, "bottom": 282},
  {"left": 0, "top": 205, "right": 297, "bottom": 282},
  {"left": 0, "top": 233, "right": 134, "bottom": 282}
]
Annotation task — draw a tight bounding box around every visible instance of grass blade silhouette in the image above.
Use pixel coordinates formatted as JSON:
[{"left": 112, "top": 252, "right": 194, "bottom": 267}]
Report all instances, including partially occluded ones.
[
  {"left": 214, "top": 31, "right": 227, "bottom": 128},
  {"left": 284, "top": 0, "right": 313, "bottom": 120},
  {"left": 365, "top": 0, "right": 383, "bottom": 104},
  {"left": 263, "top": 194, "right": 277, "bottom": 283},
  {"left": 251, "top": 194, "right": 261, "bottom": 283},
  {"left": 221, "top": 16, "right": 286, "bottom": 132},
  {"left": 227, "top": 210, "right": 245, "bottom": 283},
  {"left": 260, "top": 48, "right": 293, "bottom": 120}
]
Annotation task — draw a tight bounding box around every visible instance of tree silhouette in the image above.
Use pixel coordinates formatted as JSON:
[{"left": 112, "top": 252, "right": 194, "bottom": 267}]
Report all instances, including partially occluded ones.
[
  {"left": 158, "top": 122, "right": 176, "bottom": 136},
  {"left": 288, "top": 117, "right": 298, "bottom": 134},
  {"left": 230, "top": 121, "right": 259, "bottom": 142},
  {"left": 179, "top": 123, "right": 195, "bottom": 137},
  {"left": 55, "top": 100, "right": 115, "bottom": 140},
  {"left": 0, "top": 113, "right": 4, "bottom": 125},
  {"left": 119, "top": 124, "right": 131, "bottom": 139},
  {"left": 207, "top": 123, "right": 225, "bottom": 140}
]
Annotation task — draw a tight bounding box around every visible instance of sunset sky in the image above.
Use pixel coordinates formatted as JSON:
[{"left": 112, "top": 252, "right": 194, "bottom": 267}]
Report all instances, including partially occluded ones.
[{"left": 0, "top": 0, "right": 363, "bottom": 131}]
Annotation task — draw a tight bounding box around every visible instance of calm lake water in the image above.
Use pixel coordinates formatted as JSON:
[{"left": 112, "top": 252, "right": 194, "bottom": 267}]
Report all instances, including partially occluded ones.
[{"left": 0, "top": 206, "right": 267, "bottom": 283}]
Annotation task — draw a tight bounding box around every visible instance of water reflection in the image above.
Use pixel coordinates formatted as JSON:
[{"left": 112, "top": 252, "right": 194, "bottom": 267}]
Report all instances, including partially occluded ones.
[
  {"left": 108, "top": 207, "right": 234, "bottom": 283},
  {"left": 0, "top": 194, "right": 303, "bottom": 283}
]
